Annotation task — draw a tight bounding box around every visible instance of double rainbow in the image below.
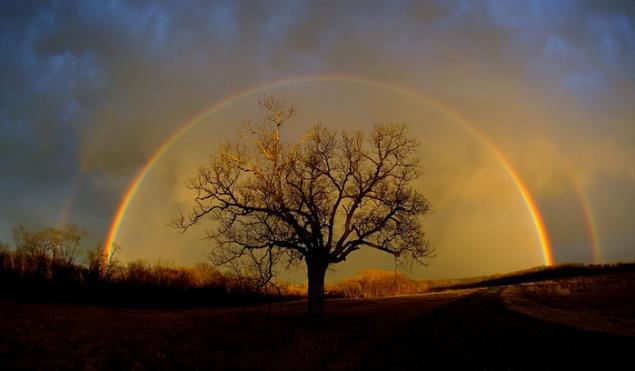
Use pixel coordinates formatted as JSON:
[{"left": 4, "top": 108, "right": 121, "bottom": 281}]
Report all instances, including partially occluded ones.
[{"left": 103, "top": 75, "right": 555, "bottom": 265}]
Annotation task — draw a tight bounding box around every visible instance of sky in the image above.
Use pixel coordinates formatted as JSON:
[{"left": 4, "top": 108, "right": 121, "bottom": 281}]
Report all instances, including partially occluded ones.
[{"left": 1, "top": 0, "right": 634, "bottom": 281}]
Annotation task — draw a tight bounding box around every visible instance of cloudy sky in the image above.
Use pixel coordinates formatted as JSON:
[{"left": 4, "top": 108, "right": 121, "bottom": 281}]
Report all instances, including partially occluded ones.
[{"left": 1, "top": 0, "right": 634, "bottom": 281}]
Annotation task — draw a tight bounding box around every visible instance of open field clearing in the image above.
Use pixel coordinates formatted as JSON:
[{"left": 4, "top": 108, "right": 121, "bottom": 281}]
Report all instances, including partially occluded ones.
[
  {"left": 503, "top": 271, "right": 635, "bottom": 336},
  {"left": 2, "top": 278, "right": 634, "bottom": 370},
  {"left": 0, "top": 290, "right": 470, "bottom": 370}
]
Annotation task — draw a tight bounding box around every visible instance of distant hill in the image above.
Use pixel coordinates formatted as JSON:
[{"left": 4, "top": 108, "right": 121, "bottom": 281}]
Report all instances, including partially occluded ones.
[{"left": 425, "top": 262, "right": 635, "bottom": 292}]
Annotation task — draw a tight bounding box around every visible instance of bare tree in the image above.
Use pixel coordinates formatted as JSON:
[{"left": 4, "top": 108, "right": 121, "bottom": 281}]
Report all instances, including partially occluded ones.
[
  {"left": 174, "top": 97, "right": 433, "bottom": 314},
  {"left": 86, "top": 243, "right": 121, "bottom": 281},
  {"left": 13, "top": 225, "right": 85, "bottom": 264}
]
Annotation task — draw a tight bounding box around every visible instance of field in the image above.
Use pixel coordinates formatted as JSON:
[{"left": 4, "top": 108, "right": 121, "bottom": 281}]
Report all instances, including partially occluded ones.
[
  {"left": 1, "top": 269, "right": 634, "bottom": 370},
  {"left": 0, "top": 291, "right": 467, "bottom": 370},
  {"left": 503, "top": 271, "right": 635, "bottom": 336}
]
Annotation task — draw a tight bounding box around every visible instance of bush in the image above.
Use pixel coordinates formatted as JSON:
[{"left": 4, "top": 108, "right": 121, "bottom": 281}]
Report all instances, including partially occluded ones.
[{"left": 330, "top": 270, "right": 427, "bottom": 298}]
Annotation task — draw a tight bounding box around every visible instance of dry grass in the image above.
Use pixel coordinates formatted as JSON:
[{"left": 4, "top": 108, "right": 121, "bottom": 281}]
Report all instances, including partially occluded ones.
[
  {"left": 502, "top": 271, "right": 635, "bottom": 336},
  {"left": 0, "top": 290, "right": 471, "bottom": 370},
  {"left": 328, "top": 269, "right": 428, "bottom": 298}
]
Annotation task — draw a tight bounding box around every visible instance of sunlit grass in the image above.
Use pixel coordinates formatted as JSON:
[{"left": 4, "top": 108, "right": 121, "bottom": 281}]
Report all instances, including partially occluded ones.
[{"left": 503, "top": 271, "right": 635, "bottom": 336}]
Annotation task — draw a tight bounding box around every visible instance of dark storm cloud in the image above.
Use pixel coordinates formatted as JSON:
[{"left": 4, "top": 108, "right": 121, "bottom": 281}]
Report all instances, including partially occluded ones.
[{"left": 1, "top": 0, "right": 634, "bottom": 267}]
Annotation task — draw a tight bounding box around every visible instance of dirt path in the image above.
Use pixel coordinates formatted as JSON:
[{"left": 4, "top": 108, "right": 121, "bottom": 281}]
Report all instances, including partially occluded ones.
[{"left": 357, "top": 288, "right": 635, "bottom": 370}]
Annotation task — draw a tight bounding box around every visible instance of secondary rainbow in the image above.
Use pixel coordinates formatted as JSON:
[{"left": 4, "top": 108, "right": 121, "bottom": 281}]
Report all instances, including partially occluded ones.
[
  {"left": 103, "top": 75, "right": 554, "bottom": 266},
  {"left": 572, "top": 177, "right": 602, "bottom": 263},
  {"left": 56, "top": 171, "right": 82, "bottom": 228}
]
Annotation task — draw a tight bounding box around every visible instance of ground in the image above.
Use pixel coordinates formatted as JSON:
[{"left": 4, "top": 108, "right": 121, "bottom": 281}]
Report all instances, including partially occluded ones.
[{"left": 1, "top": 273, "right": 634, "bottom": 370}]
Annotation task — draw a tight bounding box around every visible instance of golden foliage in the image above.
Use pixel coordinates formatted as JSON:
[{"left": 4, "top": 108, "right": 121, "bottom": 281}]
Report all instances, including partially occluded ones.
[{"left": 329, "top": 269, "right": 428, "bottom": 298}]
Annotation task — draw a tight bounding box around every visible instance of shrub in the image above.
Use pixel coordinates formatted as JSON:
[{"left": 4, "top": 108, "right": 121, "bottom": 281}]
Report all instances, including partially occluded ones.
[{"left": 330, "top": 270, "right": 427, "bottom": 298}]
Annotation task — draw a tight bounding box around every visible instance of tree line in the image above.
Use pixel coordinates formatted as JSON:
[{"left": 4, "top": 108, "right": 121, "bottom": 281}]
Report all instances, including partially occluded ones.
[
  {"left": 0, "top": 225, "right": 302, "bottom": 306},
  {"left": 0, "top": 224, "right": 434, "bottom": 306}
]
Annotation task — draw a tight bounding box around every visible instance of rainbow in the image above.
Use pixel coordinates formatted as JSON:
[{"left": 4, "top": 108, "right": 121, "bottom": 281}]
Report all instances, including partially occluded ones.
[
  {"left": 56, "top": 171, "right": 83, "bottom": 228},
  {"left": 572, "top": 177, "right": 602, "bottom": 263},
  {"left": 103, "top": 75, "right": 554, "bottom": 266}
]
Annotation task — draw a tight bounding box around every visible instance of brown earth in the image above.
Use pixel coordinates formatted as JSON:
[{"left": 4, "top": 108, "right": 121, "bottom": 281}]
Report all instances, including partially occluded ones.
[
  {"left": 503, "top": 271, "right": 635, "bottom": 337},
  {"left": 1, "top": 278, "right": 633, "bottom": 370}
]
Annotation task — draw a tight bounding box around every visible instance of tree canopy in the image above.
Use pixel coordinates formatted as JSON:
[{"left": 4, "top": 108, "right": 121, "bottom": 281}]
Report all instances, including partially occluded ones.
[{"left": 175, "top": 97, "right": 433, "bottom": 313}]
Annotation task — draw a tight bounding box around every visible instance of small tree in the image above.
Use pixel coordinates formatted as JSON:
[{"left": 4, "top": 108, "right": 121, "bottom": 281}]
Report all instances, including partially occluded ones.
[
  {"left": 12, "top": 224, "right": 85, "bottom": 278},
  {"left": 86, "top": 244, "right": 121, "bottom": 282},
  {"left": 0, "top": 241, "right": 12, "bottom": 274},
  {"left": 174, "top": 97, "right": 433, "bottom": 314}
]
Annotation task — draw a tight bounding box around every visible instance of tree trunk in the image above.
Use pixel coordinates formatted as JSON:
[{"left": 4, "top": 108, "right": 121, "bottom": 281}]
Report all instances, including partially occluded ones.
[{"left": 307, "top": 259, "right": 328, "bottom": 316}]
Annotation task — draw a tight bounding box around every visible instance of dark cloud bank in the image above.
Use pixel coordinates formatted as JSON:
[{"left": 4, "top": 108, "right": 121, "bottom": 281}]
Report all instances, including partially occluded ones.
[{"left": 1, "top": 0, "right": 634, "bottom": 277}]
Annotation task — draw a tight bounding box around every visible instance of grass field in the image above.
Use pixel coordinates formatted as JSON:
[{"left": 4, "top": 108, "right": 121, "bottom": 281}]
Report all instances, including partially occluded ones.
[
  {"left": 503, "top": 271, "right": 635, "bottom": 336},
  {"left": 0, "top": 290, "right": 470, "bottom": 370},
  {"left": 1, "top": 269, "right": 634, "bottom": 370}
]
